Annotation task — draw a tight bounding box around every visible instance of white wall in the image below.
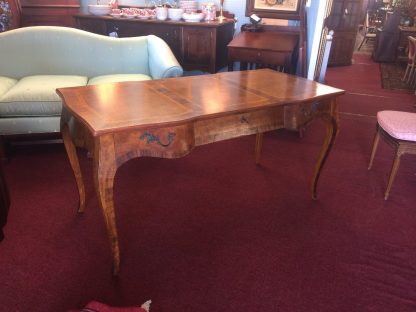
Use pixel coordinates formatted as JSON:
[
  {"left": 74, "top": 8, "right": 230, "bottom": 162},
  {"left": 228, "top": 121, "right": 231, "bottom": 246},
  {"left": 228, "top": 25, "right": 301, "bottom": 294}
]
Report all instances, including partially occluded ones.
[{"left": 306, "top": 0, "right": 323, "bottom": 80}]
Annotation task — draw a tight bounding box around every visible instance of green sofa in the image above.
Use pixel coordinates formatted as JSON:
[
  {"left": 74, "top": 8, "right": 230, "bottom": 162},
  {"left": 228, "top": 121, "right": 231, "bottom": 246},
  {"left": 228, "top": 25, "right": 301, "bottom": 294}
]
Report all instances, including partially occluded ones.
[{"left": 0, "top": 26, "right": 183, "bottom": 143}]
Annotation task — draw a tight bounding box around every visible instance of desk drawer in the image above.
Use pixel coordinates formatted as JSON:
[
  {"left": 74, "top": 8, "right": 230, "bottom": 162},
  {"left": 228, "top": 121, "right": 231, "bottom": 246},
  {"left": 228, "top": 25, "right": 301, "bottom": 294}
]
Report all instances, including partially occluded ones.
[
  {"left": 258, "top": 51, "right": 288, "bottom": 65},
  {"left": 228, "top": 48, "right": 259, "bottom": 63},
  {"left": 194, "top": 107, "right": 285, "bottom": 145},
  {"left": 229, "top": 48, "right": 289, "bottom": 66}
]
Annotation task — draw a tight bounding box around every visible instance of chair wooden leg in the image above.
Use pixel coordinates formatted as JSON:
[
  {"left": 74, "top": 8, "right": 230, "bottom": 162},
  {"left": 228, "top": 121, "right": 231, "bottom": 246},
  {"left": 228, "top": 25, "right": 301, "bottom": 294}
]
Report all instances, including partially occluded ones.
[
  {"left": 358, "top": 36, "right": 366, "bottom": 51},
  {"left": 384, "top": 147, "right": 403, "bottom": 200},
  {"left": 402, "top": 64, "right": 410, "bottom": 82},
  {"left": 408, "top": 66, "right": 416, "bottom": 86},
  {"left": 368, "top": 127, "right": 380, "bottom": 170},
  {"left": 411, "top": 68, "right": 416, "bottom": 88}
]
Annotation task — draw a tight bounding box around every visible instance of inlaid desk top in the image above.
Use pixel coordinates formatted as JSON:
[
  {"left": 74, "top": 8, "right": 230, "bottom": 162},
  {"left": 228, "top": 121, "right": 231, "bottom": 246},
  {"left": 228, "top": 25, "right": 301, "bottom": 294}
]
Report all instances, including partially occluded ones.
[
  {"left": 58, "top": 69, "right": 343, "bottom": 136},
  {"left": 58, "top": 69, "right": 345, "bottom": 275}
]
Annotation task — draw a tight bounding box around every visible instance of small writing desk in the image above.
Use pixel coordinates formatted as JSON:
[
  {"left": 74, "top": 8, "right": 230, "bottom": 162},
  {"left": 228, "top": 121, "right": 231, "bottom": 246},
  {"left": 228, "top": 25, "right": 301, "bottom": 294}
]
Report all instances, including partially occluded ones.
[
  {"left": 58, "top": 69, "right": 345, "bottom": 274},
  {"left": 227, "top": 32, "right": 299, "bottom": 73}
]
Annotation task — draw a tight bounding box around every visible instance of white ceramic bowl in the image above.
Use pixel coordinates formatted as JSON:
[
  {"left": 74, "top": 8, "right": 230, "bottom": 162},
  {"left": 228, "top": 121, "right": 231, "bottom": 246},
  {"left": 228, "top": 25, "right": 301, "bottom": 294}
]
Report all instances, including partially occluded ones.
[
  {"left": 182, "top": 12, "right": 204, "bottom": 22},
  {"left": 179, "top": 0, "right": 198, "bottom": 13},
  {"left": 168, "top": 8, "right": 184, "bottom": 21},
  {"left": 88, "top": 4, "right": 112, "bottom": 16}
]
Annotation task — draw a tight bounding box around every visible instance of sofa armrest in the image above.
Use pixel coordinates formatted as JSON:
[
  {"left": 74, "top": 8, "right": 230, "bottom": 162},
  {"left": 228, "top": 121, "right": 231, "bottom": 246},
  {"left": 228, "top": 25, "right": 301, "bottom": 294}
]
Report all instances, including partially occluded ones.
[{"left": 147, "top": 35, "right": 183, "bottom": 80}]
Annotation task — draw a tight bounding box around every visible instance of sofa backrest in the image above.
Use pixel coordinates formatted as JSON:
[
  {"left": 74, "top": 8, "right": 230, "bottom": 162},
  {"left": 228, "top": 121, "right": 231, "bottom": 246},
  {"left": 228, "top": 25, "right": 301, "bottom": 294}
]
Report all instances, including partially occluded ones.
[{"left": 0, "top": 26, "right": 152, "bottom": 79}]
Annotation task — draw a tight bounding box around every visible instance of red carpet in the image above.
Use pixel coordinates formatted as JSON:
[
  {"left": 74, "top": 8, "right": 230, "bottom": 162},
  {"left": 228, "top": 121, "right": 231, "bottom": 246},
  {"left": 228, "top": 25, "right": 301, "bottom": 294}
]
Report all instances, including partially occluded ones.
[
  {"left": 326, "top": 53, "right": 415, "bottom": 117},
  {"left": 1, "top": 54, "right": 416, "bottom": 311}
]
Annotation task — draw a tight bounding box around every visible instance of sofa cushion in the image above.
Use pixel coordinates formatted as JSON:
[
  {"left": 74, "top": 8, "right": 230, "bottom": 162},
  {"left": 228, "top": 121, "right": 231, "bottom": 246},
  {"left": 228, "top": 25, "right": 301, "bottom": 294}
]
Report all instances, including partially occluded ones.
[
  {"left": 377, "top": 110, "right": 416, "bottom": 141},
  {"left": 87, "top": 74, "right": 152, "bottom": 85},
  {"left": 0, "top": 75, "right": 88, "bottom": 117},
  {"left": 0, "top": 76, "right": 17, "bottom": 98}
]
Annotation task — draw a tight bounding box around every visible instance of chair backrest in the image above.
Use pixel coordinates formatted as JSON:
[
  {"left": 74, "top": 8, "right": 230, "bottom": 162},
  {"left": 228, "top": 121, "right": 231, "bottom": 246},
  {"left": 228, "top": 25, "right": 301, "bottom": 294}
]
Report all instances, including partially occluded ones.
[
  {"left": 365, "top": 11, "right": 371, "bottom": 29},
  {"left": 408, "top": 36, "right": 416, "bottom": 61}
]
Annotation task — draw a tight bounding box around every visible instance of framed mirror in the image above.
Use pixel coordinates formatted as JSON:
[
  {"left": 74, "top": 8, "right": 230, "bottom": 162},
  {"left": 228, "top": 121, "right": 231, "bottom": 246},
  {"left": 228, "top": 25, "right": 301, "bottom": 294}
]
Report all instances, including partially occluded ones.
[{"left": 245, "top": 0, "right": 304, "bottom": 20}]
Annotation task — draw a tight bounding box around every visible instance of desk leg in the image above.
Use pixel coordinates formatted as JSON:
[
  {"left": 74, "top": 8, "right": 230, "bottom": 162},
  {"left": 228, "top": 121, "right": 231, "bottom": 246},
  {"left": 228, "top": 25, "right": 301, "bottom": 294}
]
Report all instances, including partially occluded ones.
[
  {"left": 311, "top": 98, "right": 339, "bottom": 200},
  {"left": 93, "top": 134, "right": 120, "bottom": 275},
  {"left": 255, "top": 132, "right": 263, "bottom": 164},
  {"left": 61, "top": 110, "right": 86, "bottom": 213}
]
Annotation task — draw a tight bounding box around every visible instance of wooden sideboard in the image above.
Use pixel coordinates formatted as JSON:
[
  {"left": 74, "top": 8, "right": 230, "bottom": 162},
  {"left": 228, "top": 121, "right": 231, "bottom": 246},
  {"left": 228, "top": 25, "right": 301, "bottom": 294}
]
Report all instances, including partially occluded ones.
[
  {"left": 74, "top": 14, "right": 235, "bottom": 74},
  {"left": 21, "top": 0, "right": 79, "bottom": 28}
]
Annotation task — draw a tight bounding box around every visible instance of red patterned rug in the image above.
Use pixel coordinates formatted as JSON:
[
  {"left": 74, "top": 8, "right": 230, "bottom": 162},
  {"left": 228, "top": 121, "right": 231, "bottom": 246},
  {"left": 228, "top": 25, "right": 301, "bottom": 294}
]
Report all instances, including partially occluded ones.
[{"left": 380, "top": 62, "right": 414, "bottom": 92}]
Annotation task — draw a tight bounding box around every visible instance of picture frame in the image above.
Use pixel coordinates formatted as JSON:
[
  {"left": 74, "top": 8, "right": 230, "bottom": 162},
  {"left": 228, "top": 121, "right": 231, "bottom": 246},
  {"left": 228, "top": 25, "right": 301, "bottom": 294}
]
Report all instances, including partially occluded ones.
[{"left": 245, "top": 0, "right": 304, "bottom": 20}]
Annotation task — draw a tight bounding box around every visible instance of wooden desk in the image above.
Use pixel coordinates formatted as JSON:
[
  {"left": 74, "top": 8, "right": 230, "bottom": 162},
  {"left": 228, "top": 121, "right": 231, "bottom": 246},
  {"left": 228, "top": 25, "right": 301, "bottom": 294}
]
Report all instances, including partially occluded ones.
[
  {"left": 58, "top": 69, "right": 345, "bottom": 274},
  {"left": 227, "top": 32, "right": 299, "bottom": 74}
]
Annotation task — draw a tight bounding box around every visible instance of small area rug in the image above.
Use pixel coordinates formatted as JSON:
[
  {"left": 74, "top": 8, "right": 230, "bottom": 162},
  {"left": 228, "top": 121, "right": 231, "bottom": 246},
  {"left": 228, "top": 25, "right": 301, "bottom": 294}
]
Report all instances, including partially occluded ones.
[{"left": 380, "top": 62, "right": 413, "bottom": 92}]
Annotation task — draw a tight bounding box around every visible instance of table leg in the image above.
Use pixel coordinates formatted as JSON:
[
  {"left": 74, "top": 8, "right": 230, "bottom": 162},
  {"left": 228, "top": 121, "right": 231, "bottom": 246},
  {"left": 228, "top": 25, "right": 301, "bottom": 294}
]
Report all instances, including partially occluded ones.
[
  {"left": 61, "top": 111, "right": 86, "bottom": 213},
  {"left": 311, "top": 98, "right": 339, "bottom": 200},
  {"left": 255, "top": 132, "right": 263, "bottom": 164},
  {"left": 93, "top": 134, "right": 120, "bottom": 275}
]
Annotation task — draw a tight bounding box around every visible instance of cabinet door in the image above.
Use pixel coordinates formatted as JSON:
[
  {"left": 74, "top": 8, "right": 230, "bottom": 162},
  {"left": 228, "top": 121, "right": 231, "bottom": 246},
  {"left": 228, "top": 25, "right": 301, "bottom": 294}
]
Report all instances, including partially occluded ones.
[
  {"left": 107, "top": 21, "right": 181, "bottom": 61},
  {"left": 327, "top": 0, "right": 363, "bottom": 66},
  {"left": 327, "top": 0, "right": 363, "bottom": 31},
  {"left": 328, "top": 31, "right": 356, "bottom": 66},
  {"left": 76, "top": 18, "right": 107, "bottom": 35},
  {"left": 182, "top": 27, "right": 215, "bottom": 73}
]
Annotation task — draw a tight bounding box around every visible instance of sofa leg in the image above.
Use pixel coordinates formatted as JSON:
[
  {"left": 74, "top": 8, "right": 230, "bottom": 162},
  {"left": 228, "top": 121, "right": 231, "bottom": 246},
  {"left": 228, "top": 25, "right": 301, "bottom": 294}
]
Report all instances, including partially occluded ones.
[{"left": 0, "top": 137, "right": 8, "bottom": 162}]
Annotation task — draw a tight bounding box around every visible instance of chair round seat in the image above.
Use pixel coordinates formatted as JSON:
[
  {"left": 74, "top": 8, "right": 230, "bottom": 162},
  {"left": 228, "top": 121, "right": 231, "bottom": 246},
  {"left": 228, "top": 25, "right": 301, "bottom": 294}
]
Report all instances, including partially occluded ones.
[{"left": 377, "top": 110, "right": 416, "bottom": 141}]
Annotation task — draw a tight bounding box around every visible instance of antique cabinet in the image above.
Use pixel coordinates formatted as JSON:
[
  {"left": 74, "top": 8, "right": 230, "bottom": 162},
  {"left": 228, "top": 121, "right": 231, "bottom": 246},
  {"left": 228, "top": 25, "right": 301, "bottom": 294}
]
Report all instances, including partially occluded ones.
[
  {"left": 74, "top": 14, "right": 235, "bottom": 73},
  {"left": 21, "top": 0, "right": 79, "bottom": 27},
  {"left": 326, "top": 0, "right": 364, "bottom": 66}
]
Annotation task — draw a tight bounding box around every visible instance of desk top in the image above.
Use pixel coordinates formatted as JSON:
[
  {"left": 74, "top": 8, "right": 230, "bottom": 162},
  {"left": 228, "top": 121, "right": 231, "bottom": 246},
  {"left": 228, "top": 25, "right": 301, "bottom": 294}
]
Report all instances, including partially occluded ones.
[
  {"left": 227, "top": 31, "right": 299, "bottom": 52},
  {"left": 57, "top": 69, "right": 344, "bottom": 136}
]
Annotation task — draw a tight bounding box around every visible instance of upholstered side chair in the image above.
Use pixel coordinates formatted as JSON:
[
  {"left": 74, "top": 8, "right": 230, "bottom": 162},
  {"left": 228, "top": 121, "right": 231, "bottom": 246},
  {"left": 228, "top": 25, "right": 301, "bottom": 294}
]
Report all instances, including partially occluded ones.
[{"left": 368, "top": 110, "right": 416, "bottom": 200}]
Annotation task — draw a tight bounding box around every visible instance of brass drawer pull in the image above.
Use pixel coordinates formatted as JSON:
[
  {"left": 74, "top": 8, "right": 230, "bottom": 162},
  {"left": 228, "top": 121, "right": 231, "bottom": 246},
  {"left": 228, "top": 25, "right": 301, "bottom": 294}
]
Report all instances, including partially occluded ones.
[
  {"left": 240, "top": 115, "right": 249, "bottom": 124},
  {"left": 140, "top": 132, "right": 176, "bottom": 147}
]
